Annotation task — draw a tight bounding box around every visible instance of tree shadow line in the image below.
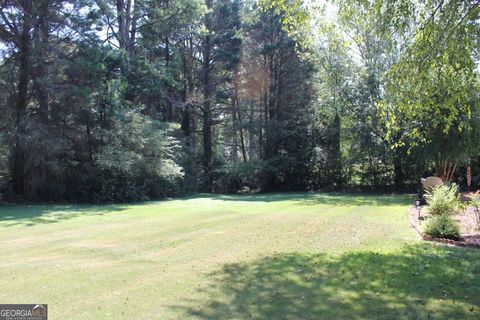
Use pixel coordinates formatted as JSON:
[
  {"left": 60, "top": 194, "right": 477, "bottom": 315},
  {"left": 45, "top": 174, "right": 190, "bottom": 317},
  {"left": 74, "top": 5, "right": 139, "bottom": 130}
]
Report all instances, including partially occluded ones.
[
  {"left": 0, "top": 204, "right": 130, "bottom": 227},
  {"left": 171, "top": 244, "right": 480, "bottom": 319}
]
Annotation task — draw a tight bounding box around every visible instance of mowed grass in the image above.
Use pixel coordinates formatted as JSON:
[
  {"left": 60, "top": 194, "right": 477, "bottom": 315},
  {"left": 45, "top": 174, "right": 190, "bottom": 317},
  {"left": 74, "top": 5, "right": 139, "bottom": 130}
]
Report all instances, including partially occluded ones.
[{"left": 1, "top": 193, "right": 479, "bottom": 319}]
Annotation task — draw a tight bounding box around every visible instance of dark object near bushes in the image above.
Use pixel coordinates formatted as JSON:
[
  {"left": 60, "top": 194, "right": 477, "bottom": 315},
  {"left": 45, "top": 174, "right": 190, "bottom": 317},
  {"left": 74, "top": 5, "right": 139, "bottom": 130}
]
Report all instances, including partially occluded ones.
[
  {"left": 424, "top": 214, "right": 461, "bottom": 240},
  {"left": 413, "top": 194, "right": 426, "bottom": 206}
]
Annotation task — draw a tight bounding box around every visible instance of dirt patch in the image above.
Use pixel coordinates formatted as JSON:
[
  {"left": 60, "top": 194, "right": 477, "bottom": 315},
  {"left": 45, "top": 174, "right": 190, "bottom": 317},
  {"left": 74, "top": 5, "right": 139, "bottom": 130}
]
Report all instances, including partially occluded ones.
[{"left": 408, "top": 205, "right": 480, "bottom": 248}]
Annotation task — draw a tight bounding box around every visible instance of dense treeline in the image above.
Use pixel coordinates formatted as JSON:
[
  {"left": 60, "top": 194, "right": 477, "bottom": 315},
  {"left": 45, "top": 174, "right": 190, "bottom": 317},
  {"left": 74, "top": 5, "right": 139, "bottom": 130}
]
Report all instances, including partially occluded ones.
[{"left": 0, "top": 0, "right": 478, "bottom": 202}]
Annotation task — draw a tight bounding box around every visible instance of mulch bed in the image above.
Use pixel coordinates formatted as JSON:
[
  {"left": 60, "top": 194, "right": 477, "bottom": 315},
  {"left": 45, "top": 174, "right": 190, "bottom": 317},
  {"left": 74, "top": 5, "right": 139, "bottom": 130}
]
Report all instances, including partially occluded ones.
[{"left": 408, "top": 205, "right": 480, "bottom": 249}]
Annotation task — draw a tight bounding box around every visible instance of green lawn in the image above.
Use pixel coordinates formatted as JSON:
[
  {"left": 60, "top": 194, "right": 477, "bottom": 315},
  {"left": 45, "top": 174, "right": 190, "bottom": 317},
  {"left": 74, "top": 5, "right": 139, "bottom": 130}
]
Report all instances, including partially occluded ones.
[{"left": 1, "top": 193, "right": 479, "bottom": 319}]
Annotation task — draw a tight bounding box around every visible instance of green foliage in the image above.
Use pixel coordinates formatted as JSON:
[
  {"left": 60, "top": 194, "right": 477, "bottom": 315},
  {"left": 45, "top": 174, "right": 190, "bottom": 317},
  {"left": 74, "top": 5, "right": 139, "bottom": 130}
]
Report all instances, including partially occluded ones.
[
  {"left": 258, "top": 0, "right": 312, "bottom": 43},
  {"left": 0, "top": 0, "right": 478, "bottom": 201},
  {"left": 424, "top": 214, "right": 461, "bottom": 240},
  {"left": 314, "top": 0, "right": 411, "bottom": 190},
  {"left": 216, "top": 160, "right": 268, "bottom": 193},
  {"left": 378, "top": 0, "right": 480, "bottom": 164},
  {"left": 94, "top": 109, "right": 184, "bottom": 201},
  {"left": 425, "top": 184, "right": 461, "bottom": 216},
  {"left": 95, "top": 110, "right": 183, "bottom": 180}
]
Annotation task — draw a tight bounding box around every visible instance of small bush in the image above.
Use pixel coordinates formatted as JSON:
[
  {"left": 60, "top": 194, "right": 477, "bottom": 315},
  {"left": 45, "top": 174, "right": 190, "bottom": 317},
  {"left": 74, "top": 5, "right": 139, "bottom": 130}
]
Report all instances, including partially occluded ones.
[
  {"left": 424, "top": 214, "right": 461, "bottom": 240},
  {"left": 215, "top": 160, "right": 268, "bottom": 193},
  {"left": 425, "top": 184, "right": 461, "bottom": 215}
]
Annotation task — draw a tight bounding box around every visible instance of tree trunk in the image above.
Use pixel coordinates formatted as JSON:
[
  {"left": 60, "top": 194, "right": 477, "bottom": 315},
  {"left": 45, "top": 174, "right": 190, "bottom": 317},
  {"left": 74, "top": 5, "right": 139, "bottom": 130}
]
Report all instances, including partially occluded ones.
[
  {"left": 237, "top": 98, "right": 247, "bottom": 163},
  {"left": 117, "top": 0, "right": 137, "bottom": 60},
  {"left": 116, "top": 0, "right": 127, "bottom": 50},
  {"left": 129, "top": 0, "right": 140, "bottom": 57},
  {"left": 12, "top": 19, "right": 32, "bottom": 198},
  {"left": 181, "top": 37, "right": 196, "bottom": 151},
  {"left": 393, "top": 151, "right": 404, "bottom": 192},
  {"left": 33, "top": 1, "right": 50, "bottom": 121},
  {"left": 435, "top": 160, "right": 457, "bottom": 183},
  {"left": 202, "top": 105, "right": 212, "bottom": 190},
  {"left": 165, "top": 34, "right": 173, "bottom": 121},
  {"left": 231, "top": 94, "right": 238, "bottom": 164},
  {"left": 201, "top": 2, "right": 213, "bottom": 190},
  {"left": 265, "top": 56, "right": 276, "bottom": 159},
  {"left": 330, "top": 112, "right": 342, "bottom": 187}
]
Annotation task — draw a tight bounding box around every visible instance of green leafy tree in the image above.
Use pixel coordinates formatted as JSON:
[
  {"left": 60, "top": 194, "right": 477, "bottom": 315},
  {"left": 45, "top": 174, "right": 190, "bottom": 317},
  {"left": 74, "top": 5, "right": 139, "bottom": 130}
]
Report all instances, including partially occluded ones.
[{"left": 380, "top": 0, "right": 480, "bottom": 181}]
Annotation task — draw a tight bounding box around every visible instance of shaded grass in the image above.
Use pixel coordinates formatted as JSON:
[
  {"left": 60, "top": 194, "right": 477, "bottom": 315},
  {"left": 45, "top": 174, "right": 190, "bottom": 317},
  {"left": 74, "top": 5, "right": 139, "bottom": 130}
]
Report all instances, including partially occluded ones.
[
  {"left": 175, "top": 244, "right": 480, "bottom": 320},
  {"left": 0, "top": 204, "right": 130, "bottom": 227},
  {"left": 0, "top": 192, "right": 478, "bottom": 319}
]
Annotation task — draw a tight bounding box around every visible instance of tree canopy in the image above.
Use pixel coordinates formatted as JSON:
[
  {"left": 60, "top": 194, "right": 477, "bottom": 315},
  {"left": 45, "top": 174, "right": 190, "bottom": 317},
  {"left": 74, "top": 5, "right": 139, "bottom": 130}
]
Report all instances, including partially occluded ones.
[{"left": 0, "top": 0, "right": 478, "bottom": 201}]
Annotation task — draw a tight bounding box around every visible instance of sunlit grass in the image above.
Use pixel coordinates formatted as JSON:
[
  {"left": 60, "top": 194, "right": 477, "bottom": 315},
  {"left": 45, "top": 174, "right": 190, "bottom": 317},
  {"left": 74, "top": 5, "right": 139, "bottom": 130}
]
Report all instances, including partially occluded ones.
[{"left": 1, "top": 193, "right": 479, "bottom": 319}]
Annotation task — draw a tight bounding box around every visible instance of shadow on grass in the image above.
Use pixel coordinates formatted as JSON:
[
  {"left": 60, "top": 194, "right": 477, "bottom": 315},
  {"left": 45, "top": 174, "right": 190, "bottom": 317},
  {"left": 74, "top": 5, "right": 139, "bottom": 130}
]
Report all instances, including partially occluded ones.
[
  {"left": 173, "top": 244, "right": 480, "bottom": 319},
  {"left": 181, "top": 192, "right": 412, "bottom": 207},
  {"left": 0, "top": 204, "right": 130, "bottom": 227}
]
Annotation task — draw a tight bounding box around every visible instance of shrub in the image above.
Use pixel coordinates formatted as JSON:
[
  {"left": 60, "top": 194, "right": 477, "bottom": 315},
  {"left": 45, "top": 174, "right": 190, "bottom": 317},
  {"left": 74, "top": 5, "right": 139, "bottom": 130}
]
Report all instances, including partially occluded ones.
[
  {"left": 424, "top": 214, "right": 461, "bottom": 240},
  {"left": 425, "top": 184, "right": 461, "bottom": 215},
  {"left": 215, "top": 160, "right": 269, "bottom": 193},
  {"left": 94, "top": 111, "right": 184, "bottom": 201}
]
